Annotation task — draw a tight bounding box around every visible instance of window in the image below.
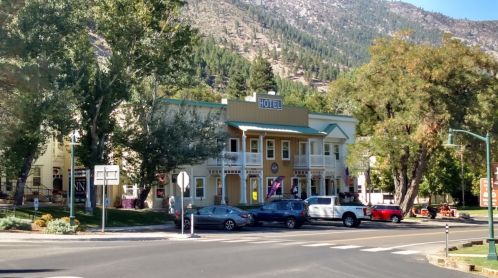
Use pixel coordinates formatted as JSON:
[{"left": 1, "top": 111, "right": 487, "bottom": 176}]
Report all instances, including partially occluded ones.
[
  {"left": 32, "top": 167, "right": 41, "bottom": 186},
  {"left": 267, "top": 177, "right": 283, "bottom": 197},
  {"left": 277, "top": 202, "right": 290, "bottom": 210},
  {"left": 306, "top": 197, "right": 318, "bottom": 205},
  {"left": 281, "top": 140, "right": 290, "bottom": 160},
  {"left": 324, "top": 143, "right": 331, "bottom": 156},
  {"left": 198, "top": 207, "right": 214, "bottom": 215},
  {"left": 291, "top": 202, "right": 302, "bottom": 210},
  {"left": 216, "top": 178, "right": 222, "bottom": 195},
  {"left": 311, "top": 179, "right": 318, "bottom": 196},
  {"left": 195, "top": 177, "right": 205, "bottom": 199},
  {"left": 155, "top": 185, "right": 165, "bottom": 199},
  {"left": 229, "top": 138, "right": 239, "bottom": 152},
  {"left": 334, "top": 145, "right": 340, "bottom": 160},
  {"left": 250, "top": 139, "right": 259, "bottom": 153},
  {"left": 266, "top": 139, "right": 275, "bottom": 159},
  {"left": 299, "top": 142, "right": 306, "bottom": 155},
  {"left": 262, "top": 202, "right": 276, "bottom": 210},
  {"left": 214, "top": 207, "right": 230, "bottom": 214},
  {"left": 317, "top": 198, "right": 331, "bottom": 205},
  {"left": 310, "top": 141, "right": 315, "bottom": 155}
]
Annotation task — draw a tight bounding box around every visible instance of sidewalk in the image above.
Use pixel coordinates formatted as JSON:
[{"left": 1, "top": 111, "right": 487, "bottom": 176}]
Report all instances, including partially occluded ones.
[{"left": 0, "top": 224, "right": 199, "bottom": 242}]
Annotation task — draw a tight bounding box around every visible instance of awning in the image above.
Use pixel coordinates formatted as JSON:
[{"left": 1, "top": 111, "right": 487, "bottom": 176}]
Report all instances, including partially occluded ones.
[{"left": 226, "top": 121, "right": 326, "bottom": 136}]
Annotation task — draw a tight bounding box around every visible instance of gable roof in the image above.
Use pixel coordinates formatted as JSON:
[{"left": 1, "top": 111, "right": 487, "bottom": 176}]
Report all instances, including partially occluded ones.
[{"left": 322, "top": 124, "right": 349, "bottom": 139}]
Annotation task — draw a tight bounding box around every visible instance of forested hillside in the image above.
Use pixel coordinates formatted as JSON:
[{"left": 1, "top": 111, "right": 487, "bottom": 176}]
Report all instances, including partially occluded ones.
[{"left": 184, "top": 0, "right": 498, "bottom": 95}]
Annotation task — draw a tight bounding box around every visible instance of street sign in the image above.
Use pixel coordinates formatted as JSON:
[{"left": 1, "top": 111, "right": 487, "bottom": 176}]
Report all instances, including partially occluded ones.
[
  {"left": 480, "top": 178, "right": 498, "bottom": 207},
  {"left": 34, "top": 198, "right": 39, "bottom": 211},
  {"left": 105, "top": 198, "right": 109, "bottom": 207},
  {"left": 493, "top": 162, "right": 498, "bottom": 186},
  {"left": 177, "top": 171, "right": 189, "bottom": 192},
  {"left": 94, "top": 165, "right": 120, "bottom": 185}
]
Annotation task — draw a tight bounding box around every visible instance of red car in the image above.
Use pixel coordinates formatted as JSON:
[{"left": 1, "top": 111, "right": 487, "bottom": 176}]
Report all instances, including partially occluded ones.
[{"left": 369, "top": 204, "right": 403, "bottom": 223}]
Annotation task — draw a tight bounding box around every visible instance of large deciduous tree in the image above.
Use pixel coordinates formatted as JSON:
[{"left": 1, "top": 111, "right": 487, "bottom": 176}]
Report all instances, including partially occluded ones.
[
  {"left": 74, "top": 0, "right": 198, "bottom": 207},
  {"left": 328, "top": 31, "right": 498, "bottom": 214},
  {"left": 0, "top": 0, "right": 88, "bottom": 205}
]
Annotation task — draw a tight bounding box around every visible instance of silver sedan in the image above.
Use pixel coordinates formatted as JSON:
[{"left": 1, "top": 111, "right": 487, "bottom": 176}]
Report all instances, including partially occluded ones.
[{"left": 175, "top": 205, "right": 252, "bottom": 231}]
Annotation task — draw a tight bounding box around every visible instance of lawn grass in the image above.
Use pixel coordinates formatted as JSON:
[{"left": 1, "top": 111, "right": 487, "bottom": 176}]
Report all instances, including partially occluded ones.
[
  {"left": 0, "top": 206, "right": 175, "bottom": 229},
  {"left": 449, "top": 244, "right": 498, "bottom": 271}
]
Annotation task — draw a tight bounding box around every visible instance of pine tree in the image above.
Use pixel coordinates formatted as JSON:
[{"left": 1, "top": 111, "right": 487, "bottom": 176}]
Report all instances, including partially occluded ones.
[
  {"left": 226, "top": 72, "right": 247, "bottom": 99},
  {"left": 248, "top": 55, "right": 277, "bottom": 93}
]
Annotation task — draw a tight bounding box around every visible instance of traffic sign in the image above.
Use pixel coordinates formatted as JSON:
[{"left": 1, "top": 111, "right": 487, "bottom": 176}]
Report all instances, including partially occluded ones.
[
  {"left": 177, "top": 171, "right": 189, "bottom": 192},
  {"left": 34, "top": 198, "right": 39, "bottom": 211},
  {"left": 105, "top": 197, "right": 110, "bottom": 207},
  {"left": 480, "top": 178, "right": 498, "bottom": 207}
]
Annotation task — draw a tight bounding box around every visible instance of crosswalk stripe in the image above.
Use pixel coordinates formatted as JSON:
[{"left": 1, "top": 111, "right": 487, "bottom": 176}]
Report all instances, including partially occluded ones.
[
  {"left": 278, "top": 241, "right": 310, "bottom": 245},
  {"left": 170, "top": 238, "right": 202, "bottom": 241},
  {"left": 302, "top": 243, "right": 336, "bottom": 247},
  {"left": 391, "top": 250, "right": 421, "bottom": 255},
  {"left": 222, "top": 240, "right": 254, "bottom": 243},
  {"left": 198, "top": 239, "right": 227, "bottom": 242},
  {"left": 249, "top": 241, "right": 282, "bottom": 244},
  {"left": 331, "top": 245, "right": 362, "bottom": 249},
  {"left": 361, "top": 247, "right": 392, "bottom": 252}
]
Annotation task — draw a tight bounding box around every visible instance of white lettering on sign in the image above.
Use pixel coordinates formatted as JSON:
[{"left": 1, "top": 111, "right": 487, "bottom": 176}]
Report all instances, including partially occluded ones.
[{"left": 258, "top": 97, "right": 282, "bottom": 110}]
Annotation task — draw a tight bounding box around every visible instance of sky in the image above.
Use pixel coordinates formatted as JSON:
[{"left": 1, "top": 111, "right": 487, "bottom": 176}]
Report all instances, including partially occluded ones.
[{"left": 399, "top": 0, "right": 498, "bottom": 21}]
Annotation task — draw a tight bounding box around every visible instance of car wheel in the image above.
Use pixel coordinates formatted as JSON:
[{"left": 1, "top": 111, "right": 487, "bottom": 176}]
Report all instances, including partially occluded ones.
[
  {"left": 183, "top": 218, "right": 191, "bottom": 229},
  {"left": 391, "top": 215, "right": 401, "bottom": 223},
  {"left": 285, "top": 217, "right": 297, "bottom": 229},
  {"left": 342, "top": 214, "right": 357, "bottom": 228},
  {"left": 224, "top": 219, "right": 236, "bottom": 231},
  {"left": 352, "top": 219, "right": 361, "bottom": 227}
]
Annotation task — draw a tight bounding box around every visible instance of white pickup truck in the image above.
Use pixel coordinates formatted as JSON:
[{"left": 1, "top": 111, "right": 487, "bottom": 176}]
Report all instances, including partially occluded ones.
[{"left": 305, "top": 196, "right": 368, "bottom": 227}]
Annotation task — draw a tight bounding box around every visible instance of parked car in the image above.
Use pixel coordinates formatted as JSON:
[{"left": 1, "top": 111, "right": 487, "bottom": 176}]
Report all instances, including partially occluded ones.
[
  {"left": 248, "top": 199, "right": 310, "bottom": 229},
  {"left": 369, "top": 204, "right": 404, "bottom": 223},
  {"left": 305, "top": 196, "right": 368, "bottom": 228},
  {"left": 174, "top": 205, "right": 252, "bottom": 231}
]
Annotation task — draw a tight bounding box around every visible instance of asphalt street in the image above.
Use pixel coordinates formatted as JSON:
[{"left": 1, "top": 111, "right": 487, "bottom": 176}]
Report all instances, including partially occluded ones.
[{"left": 0, "top": 219, "right": 490, "bottom": 278}]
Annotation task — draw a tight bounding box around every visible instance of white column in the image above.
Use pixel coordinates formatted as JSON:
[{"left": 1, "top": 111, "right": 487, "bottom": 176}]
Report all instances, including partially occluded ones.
[
  {"left": 320, "top": 172, "right": 325, "bottom": 195},
  {"left": 169, "top": 172, "right": 174, "bottom": 197},
  {"left": 307, "top": 171, "right": 311, "bottom": 198},
  {"left": 221, "top": 145, "right": 226, "bottom": 205},
  {"left": 307, "top": 139, "right": 311, "bottom": 167},
  {"left": 189, "top": 167, "right": 194, "bottom": 206},
  {"left": 241, "top": 132, "right": 247, "bottom": 205},
  {"left": 258, "top": 171, "right": 264, "bottom": 204}
]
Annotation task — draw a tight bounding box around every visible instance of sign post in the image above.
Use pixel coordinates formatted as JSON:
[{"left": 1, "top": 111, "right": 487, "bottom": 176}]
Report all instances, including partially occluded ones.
[
  {"left": 177, "top": 171, "right": 189, "bottom": 235},
  {"left": 34, "top": 198, "right": 39, "bottom": 220},
  {"left": 94, "top": 165, "right": 120, "bottom": 233}
]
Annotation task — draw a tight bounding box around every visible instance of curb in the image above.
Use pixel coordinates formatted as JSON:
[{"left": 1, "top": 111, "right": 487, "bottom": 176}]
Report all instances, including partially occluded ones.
[{"left": 0, "top": 236, "right": 170, "bottom": 242}]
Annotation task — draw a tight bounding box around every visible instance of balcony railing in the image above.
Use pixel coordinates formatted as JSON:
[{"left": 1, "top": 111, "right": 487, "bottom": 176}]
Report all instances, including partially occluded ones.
[
  {"left": 294, "top": 155, "right": 338, "bottom": 168},
  {"left": 207, "top": 152, "right": 262, "bottom": 167}
]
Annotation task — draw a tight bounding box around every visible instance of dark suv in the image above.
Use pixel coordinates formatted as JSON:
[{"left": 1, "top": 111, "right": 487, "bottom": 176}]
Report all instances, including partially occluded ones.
[
  {"left": 369, "top": 204, "right": 404, "bottom": 223},
  {"left": 248, "top": 200, "right": 310, "bottom": 229}
]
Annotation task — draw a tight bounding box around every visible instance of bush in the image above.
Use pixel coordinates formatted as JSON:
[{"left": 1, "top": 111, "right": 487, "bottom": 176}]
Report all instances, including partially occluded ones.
[
  {"left": 60, "top": 217, "right": 82, "bottom": 231},
  {"left": 0, "top": 216, "right": 32, "bottom": 231},
  {"left": 34, "top": 219, "right": 47, "bottom": 227},
  {"left": 44, "top": 219, "right": 77, "bottom": 235},
  {"left": 41, "top": 214, "right": 54, "bottom": 222}
]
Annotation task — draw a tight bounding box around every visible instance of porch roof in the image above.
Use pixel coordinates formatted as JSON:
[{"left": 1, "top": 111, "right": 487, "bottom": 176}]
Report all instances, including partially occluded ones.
[
  {"left": 226, "top": 121, "right": 326, "bottom": 136},
  {"left": 322, "top": 123, "right": 349, "bottom": 139}
]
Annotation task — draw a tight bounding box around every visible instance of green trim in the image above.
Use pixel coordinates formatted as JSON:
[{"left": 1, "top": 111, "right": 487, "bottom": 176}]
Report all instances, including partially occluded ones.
[
  {"left": 226, "top": 121, "right": 325, "bottom": 136},
  {"left": 157, "top": 98, "right": 226, "bottom": 109},
  {"left": 322, "top": 124, "right": 349, "bottom": 139},
  {"left": 309, "top": 112, "right": 355, "bottom": 118}
]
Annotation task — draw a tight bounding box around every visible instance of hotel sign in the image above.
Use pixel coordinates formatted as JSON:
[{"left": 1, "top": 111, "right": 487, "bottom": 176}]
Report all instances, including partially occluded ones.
[{"left": 258, "top": 97, "right": 282, "bottom": 110}]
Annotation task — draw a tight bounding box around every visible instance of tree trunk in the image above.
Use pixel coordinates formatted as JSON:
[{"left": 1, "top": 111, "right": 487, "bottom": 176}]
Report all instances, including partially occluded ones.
[
  {"left": 14, "top": 154, "right": 35, "bottom": 205},
  {"left": 136, "top": 187, "right": 151, "bottom": 209}
]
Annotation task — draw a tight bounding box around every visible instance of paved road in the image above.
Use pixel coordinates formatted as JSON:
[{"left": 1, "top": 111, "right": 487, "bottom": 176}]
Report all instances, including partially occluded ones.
[{"left": 0, "top": 236, "right": 478, "bottom": 278}]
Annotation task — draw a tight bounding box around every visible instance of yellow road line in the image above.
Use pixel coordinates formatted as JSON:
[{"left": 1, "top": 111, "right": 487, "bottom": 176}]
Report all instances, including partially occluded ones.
[{"left": 324, "top": 229, "right": 488, "bottom": 243}]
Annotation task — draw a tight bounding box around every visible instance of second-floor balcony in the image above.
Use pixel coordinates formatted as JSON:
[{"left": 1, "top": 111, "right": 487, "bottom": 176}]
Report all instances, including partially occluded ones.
[
  {"left": 294, "top": 155, "right": 338, "bottom": 169},
  {"left": 207, "top": 152, "right": 262, "bottom": 167}
]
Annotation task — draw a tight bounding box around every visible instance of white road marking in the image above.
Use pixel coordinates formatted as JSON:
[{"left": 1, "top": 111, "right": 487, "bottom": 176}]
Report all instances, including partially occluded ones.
[
  {"left": 331, "top": 245, "right": 362, "bottom": 249},
  {"left": 222, "top": 240, "right": 254, "bottom": 243},
  {"left": 278, "top": 241, "right": 311, "bottom": 245},
  {"left": 170, "top": 238, "right": 202, "bottom": 241},
  {"left": 302, "top": 243, "right": 336, "bottom": 247},
  {"left": 198, "top": 238, "right": 228, "bottom": 242},
  {"left": 391, "top": 250, "right": 421, "bottom": 255},
  {"left": 360, "top": 247, "right": 392, "bottom": 252},
  {"left": 389, "top": 237, "right": 485, "bottom": 249},
  {"left": 261, "top": 229, "right": 378, "bottom": 238},
  {"left": 249, "top": 240, "right": 282, "bottom": 244}
]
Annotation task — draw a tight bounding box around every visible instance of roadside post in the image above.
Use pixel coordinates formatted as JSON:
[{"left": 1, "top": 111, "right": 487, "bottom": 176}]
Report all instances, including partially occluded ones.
[
  {"left": 445, "top": 224, "right": 449, "bottom": 257},
  {"left": 177, "top": 171, "right": 189, "bottom": 235},
  {"left": 94, "top": 165, "right": 120, "bottom": 233},
  {"left": 191, "top": 213, "right": 194, "bottom": 236},
  {"left": 34, "top": 198, "right": 39, "bottom": 220}
]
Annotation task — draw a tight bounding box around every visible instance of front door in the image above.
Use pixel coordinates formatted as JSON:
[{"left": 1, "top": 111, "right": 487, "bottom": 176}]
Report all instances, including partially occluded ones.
[{"left": 248, "top": 178, "right": 259, "bottom": 205}]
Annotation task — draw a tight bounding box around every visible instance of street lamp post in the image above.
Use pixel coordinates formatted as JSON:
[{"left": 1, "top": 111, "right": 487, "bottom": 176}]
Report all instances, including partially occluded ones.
[
  {"left": 446, "top": 128, "right": 497, "bottom": 260},
  {"left": 68, "top": 133, "right": 81, "bottom": 227}
]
